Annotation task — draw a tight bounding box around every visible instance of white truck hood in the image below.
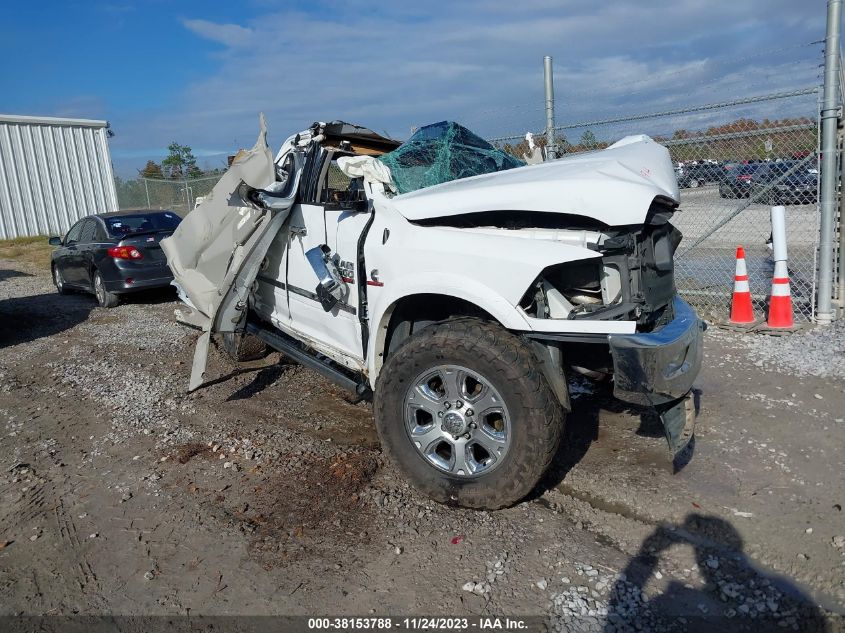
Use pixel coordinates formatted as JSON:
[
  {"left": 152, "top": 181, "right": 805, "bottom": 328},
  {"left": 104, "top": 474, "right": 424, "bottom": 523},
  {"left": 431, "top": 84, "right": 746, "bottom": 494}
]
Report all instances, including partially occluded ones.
[{"left": 389, "top": 135, "right": 679, "bottom": 227}]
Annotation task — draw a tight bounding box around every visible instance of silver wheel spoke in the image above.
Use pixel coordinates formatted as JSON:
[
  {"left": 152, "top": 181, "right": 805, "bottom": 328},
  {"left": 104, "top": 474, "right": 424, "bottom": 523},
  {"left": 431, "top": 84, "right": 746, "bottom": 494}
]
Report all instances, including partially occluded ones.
[
  {"left": 404, "top": 363, "right": 511, "bottom": 479},
  {"left": 452, "top": 443, "right": 471, "bottom": 476},
  {"left": 414, "top": 369, "right": 446, "bottom": 403},
  {"left": 410, "top": 423, "right": 443, "bottom": 449},
  {"left": 472, "top": 390, "right": 502, "bottom": 413},
  {"left": 444, "top": 368, "right": 465, "bottom": 401},
  {"left": 473, "top": 429, "right": 507, "bottom": 456},
  {"left": 467, "top": 442, "right": 498, "bottom": 474}
]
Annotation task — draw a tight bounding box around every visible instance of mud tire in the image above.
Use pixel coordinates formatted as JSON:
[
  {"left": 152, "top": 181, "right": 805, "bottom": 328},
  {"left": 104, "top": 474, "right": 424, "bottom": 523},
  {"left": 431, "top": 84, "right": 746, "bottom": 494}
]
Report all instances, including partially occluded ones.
[{"left": 374, "top": 317, "right": 563, "bottom": 510}]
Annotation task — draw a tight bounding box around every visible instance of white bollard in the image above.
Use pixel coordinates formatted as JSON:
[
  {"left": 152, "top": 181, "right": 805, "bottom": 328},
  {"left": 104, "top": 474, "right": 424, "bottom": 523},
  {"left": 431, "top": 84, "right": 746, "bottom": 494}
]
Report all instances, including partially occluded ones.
[
  {"left": 770, "top": 205, "right": 788, "bottom": 263},
  {"left": 768, "top": 205, "right": 794, "bottom": 328}
]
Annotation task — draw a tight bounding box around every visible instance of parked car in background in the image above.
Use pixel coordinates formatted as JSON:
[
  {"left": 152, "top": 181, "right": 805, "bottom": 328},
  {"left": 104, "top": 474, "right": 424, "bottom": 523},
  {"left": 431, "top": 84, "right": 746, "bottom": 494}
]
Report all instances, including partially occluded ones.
[
  {"left": 49, "top": 209, "right": 181, "bottom": 307},
  {"left": 751, "top": 165, "right": 817, "bottom": 205},
  {"left": 676, "top": 162, "right": 723, "bottom": 188},
  {"left": 719, "top": 163, "right": 763, "bottom": 198}
]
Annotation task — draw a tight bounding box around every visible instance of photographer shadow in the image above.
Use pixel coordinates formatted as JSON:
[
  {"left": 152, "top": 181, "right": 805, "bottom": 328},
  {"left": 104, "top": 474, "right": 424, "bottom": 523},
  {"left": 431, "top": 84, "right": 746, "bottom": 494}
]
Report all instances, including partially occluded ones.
[{"left": 604, "top": 514, "right": 829, "bottom": 632}]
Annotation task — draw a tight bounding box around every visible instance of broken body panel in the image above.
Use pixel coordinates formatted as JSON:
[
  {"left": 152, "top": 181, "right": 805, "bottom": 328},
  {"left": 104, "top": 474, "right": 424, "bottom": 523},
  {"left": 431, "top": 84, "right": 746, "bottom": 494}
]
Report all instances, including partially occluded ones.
[
  {"left": 160, "top": 115, "right": 303, "bottom": 389},
  {"left": 163, "top": 118, "right": 703, "bottom": 461}
]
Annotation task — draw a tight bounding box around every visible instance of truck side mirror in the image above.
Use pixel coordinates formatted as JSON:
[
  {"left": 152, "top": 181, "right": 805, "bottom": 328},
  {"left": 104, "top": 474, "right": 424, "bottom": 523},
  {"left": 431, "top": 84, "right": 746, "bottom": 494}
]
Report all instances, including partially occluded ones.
[{"left": 48, "top": 236, "right": 62, "bottom": 246}]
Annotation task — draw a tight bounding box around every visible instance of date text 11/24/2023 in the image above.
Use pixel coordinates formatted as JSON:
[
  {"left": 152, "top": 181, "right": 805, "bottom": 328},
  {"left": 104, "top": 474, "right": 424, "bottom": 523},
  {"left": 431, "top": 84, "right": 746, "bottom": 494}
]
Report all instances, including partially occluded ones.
[{"left": 306, "top": 616, "right": 534, "bottom": 630}]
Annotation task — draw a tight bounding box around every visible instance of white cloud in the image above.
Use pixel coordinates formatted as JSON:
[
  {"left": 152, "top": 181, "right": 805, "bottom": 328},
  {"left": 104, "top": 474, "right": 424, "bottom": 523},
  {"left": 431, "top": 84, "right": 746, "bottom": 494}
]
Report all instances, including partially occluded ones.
[
  {"left": 182, "top": 18, "right": 254, "bottom": 47},
  {"left": 108, "top": 1, "right": 826, "bottom": 169}
]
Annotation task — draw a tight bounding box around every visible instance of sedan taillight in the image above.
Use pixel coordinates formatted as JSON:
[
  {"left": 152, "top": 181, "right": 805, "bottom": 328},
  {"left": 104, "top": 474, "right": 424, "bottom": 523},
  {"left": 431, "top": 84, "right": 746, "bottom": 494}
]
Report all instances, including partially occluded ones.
[{"left": 108, "top": 246, "right": 143, "bottom": 260}]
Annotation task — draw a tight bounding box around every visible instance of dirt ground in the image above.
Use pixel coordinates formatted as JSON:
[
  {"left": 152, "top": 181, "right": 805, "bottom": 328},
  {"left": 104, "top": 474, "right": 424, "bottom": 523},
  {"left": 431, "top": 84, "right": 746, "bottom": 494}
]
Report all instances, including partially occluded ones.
[{"left": 1, "top": 258, "right": 844, "bottom": 632}]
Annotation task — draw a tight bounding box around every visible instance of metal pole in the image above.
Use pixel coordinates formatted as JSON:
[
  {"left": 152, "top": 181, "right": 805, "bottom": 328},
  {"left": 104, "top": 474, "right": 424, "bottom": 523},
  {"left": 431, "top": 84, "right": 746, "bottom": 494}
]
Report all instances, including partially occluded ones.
[
  {"left": 144, "top": 179, "right": 150, "bottom": 208},
  {"left": 817, "top": 0, "right": 842, "bottom": 323},
  {"left": 839, "top": 130, "right": 845, "bottom": 312},
  {"left": 544, "top": 56, "right": 557, "bottom": 160}
]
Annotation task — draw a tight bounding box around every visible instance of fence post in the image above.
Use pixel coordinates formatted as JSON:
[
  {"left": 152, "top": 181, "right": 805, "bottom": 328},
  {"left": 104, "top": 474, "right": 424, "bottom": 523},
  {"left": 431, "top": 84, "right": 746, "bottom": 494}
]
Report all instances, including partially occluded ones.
[
  {"left": 544, "top": 56, "right": 557, "bottom": 160},
  {"left": 839, "top": 129, "right": 845, "bottom": 311},
  {"left": 817, "top": 0, "right": 842, "bottom": 323}
]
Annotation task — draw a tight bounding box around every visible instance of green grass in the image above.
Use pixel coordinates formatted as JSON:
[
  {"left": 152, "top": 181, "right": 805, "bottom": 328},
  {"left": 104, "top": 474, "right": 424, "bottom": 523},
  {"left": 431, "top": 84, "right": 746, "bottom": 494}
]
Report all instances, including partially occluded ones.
[{"left": 0, "top": 235, "right": 54, "bottom": 269}]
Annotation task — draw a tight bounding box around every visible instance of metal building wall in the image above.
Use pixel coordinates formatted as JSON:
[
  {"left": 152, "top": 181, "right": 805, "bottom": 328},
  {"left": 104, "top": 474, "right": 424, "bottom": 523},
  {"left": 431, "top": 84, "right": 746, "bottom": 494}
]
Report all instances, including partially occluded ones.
[{"left": 0, "top": 114, "right": 118, "bottom": 240}]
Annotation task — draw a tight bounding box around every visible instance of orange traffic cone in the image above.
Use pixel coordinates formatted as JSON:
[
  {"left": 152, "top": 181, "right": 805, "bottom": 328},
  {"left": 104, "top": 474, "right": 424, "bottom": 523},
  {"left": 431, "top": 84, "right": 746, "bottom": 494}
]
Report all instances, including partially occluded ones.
[
  {"left": 730, "top": 246, "right": 755, "bottom": 324},
  {"left": 767, "top": 259, "right": 794, "bottom": 328}
]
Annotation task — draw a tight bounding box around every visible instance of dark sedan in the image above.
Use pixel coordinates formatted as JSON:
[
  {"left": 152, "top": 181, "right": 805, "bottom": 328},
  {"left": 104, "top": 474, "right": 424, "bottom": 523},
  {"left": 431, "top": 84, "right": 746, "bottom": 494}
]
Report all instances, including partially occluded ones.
[
  {"left": 751, "top": 168, "right": 817, "bottom": 206},
  {"left": 676, "top": 162, "right": 723, "bottom": 188},
  {"left": 719, "top": 161, "right": 816, "bottom": 205},
  {"left": 718, "top": 163, "right": 761, "bottom": 198},
  {"left": 49, "top": 209, "right": 182, "bottom": 307}
]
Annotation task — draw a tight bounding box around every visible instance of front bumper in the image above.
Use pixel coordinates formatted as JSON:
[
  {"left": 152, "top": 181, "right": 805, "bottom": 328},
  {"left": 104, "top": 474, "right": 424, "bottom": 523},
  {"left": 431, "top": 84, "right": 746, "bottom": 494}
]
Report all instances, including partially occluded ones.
[{"left": 607, "top": 296, "right": 704, "bottom": 407}]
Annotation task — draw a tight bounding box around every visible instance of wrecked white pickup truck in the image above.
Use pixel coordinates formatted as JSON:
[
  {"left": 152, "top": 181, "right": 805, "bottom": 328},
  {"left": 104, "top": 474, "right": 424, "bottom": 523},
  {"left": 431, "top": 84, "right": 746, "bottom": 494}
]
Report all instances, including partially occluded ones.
[{"left": 161, "top": 117, "right": 703, "bottom": 510}]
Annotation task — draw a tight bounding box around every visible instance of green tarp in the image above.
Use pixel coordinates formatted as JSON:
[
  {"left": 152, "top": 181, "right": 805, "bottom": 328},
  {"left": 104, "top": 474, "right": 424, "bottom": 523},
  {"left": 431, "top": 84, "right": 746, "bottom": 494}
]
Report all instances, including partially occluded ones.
[{"left": 378, "top": 121, "right": 524, "bottom": 194}]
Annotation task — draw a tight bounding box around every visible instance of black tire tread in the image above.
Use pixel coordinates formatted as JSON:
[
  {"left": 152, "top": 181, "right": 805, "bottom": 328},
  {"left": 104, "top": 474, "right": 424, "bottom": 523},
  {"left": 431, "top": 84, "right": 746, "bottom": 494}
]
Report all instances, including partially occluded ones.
[
  {"left": 94, "top": 271, "right": 120, "bottom": 308},
  {"left": 52, "top": 265, "right": 70, "bottom": 295},
  {"left": 374, "top": 317, "right": 562, "bottom": 510}
]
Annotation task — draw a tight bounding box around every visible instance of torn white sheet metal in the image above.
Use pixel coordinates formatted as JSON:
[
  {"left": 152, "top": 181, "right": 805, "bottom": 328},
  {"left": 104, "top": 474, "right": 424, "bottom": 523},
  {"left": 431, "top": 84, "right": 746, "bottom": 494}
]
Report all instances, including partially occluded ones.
[
  {"left": 389, "top": 135, "right": 679, "bottom": 227},
  {"left": 336, "top": 155, "right": 394, "bottom": 189},
  {"left": 160, "top": 114, "right": 303, "bottom": 391}
]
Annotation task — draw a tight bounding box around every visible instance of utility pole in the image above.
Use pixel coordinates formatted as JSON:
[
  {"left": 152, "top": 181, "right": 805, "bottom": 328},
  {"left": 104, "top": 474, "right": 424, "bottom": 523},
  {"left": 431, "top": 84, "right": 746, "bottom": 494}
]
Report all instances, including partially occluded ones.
[
  {"left": 817, "top": 0, "right": 842, "bottom": 323},
  {"left": 544, "top": 56, "right": 557, "bottom": 160}
]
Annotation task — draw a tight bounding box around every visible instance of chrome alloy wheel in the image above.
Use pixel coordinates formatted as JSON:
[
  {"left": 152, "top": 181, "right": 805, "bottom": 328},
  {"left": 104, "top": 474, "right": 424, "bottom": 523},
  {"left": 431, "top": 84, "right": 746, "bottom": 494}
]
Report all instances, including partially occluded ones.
[
  {"left": 403, "top": 365, "right": 511, "bottom": 478},
  {"left": 94, "top": 273, "right": 105, "bottom": 304},
  {"left": 53, "top": 266, "right": 64, "bottom": 291}
]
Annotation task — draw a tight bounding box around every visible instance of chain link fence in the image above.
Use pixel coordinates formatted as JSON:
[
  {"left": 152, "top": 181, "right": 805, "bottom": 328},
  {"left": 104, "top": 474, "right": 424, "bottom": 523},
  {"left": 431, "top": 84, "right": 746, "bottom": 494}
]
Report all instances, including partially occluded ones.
[
  {"left": 115, "top": 175, "right": 222, "bottom": 216},
  {"left": 113, "top": 88, "right": 825, "bottom": 323},
  {"left": 490, "top": 88, "right": 822, "bottom": 322}
]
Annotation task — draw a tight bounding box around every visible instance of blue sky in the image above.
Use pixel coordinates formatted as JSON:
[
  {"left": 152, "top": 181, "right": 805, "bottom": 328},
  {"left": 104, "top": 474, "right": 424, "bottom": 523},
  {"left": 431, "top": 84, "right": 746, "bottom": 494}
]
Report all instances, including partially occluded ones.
[{"left": 0, "top": 1, "right": 829, "bottom": 177}]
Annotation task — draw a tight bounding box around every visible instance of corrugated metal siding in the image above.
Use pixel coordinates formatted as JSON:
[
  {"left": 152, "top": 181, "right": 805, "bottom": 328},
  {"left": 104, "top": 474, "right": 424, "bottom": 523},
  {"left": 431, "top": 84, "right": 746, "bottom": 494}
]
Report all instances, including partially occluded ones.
[{"left": 0, "top": 115, "right": 118, "bottom": 239}]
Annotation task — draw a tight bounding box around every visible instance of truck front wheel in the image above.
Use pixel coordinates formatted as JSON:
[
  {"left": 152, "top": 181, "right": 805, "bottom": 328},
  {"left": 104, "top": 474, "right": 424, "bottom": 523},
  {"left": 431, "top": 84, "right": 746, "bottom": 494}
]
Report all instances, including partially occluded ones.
[{"left": 374, "top": 318, "right": 563, "bottom": 509}]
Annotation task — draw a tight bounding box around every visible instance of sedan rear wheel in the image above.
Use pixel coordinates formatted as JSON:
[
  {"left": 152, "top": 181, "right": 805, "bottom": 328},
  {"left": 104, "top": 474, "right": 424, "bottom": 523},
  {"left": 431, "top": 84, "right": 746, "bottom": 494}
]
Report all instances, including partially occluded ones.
[
  {"left": 93, "top": 270, "right": 120, "bottom": 308},
  {"left": 52, "top": 265, "right": 70, "bottom": 295}
]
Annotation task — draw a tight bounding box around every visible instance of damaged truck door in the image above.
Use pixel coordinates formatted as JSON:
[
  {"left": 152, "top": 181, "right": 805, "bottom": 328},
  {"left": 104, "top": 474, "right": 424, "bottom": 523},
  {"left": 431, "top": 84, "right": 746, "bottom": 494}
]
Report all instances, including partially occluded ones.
[{"left": 160, "top": 114, "right": 304, "bottom": 390}]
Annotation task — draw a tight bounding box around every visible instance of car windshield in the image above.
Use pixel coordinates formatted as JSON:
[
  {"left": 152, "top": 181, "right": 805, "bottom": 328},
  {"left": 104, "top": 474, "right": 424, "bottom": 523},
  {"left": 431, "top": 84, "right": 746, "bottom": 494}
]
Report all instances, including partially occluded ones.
[{"left": 105, "top": 211, "right": 181, "bottom": 237}]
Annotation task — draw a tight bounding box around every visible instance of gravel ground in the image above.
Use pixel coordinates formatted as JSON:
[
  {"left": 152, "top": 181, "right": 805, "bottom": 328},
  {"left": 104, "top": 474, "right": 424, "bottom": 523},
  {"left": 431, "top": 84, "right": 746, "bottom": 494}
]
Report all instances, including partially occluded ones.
[
  {"left": 1, "top": 258, "right": 844, "bottom": 632},
  {"left": 709, "top": 321, "right": 845, "bottom": 379}
]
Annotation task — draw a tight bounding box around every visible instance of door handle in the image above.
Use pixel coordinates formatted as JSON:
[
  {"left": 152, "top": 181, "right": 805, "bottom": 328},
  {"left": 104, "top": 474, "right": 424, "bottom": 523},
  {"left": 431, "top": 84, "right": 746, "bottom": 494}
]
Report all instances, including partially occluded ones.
[{"left": 290, "top": 225, "right": 307, "bottom": 237}]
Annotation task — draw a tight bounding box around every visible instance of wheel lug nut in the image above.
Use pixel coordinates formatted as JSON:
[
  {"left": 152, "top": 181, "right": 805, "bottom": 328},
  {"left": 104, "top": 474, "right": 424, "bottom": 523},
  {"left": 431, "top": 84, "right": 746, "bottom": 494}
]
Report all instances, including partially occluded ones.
[
  {"left": 456, "top": 400, "right": 463, "bottom": 408},
  {"left": 469, "top": 422, "right": 477, "bottom": 429},
  {"left": 464, "top": 433, "right": 471, "bottom": 439},
  {"left": 465, "top": 409, "right": 474, "bottom": 416},
  {"left": 438, "top": 411, "right": 444, "bottom": 417},
  {"left": 441, "top": 425, "right": 446, "bottom": 431},
  {"left": 444, "top": 402, "right": 451, "bottom": 409}
]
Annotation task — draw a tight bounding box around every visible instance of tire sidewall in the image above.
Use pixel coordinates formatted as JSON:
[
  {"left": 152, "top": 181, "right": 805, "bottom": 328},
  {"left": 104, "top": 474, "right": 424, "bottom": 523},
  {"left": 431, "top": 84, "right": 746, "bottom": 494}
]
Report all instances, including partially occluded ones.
[
  {"left": 94, "top": 271, "right": 106, "bottom": 306},
  {"left": 52, "top": 264, "right": 65, "bottom": 294},
  {"left": 375, "top": 322, "right": 559, "bottom": 508}
]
